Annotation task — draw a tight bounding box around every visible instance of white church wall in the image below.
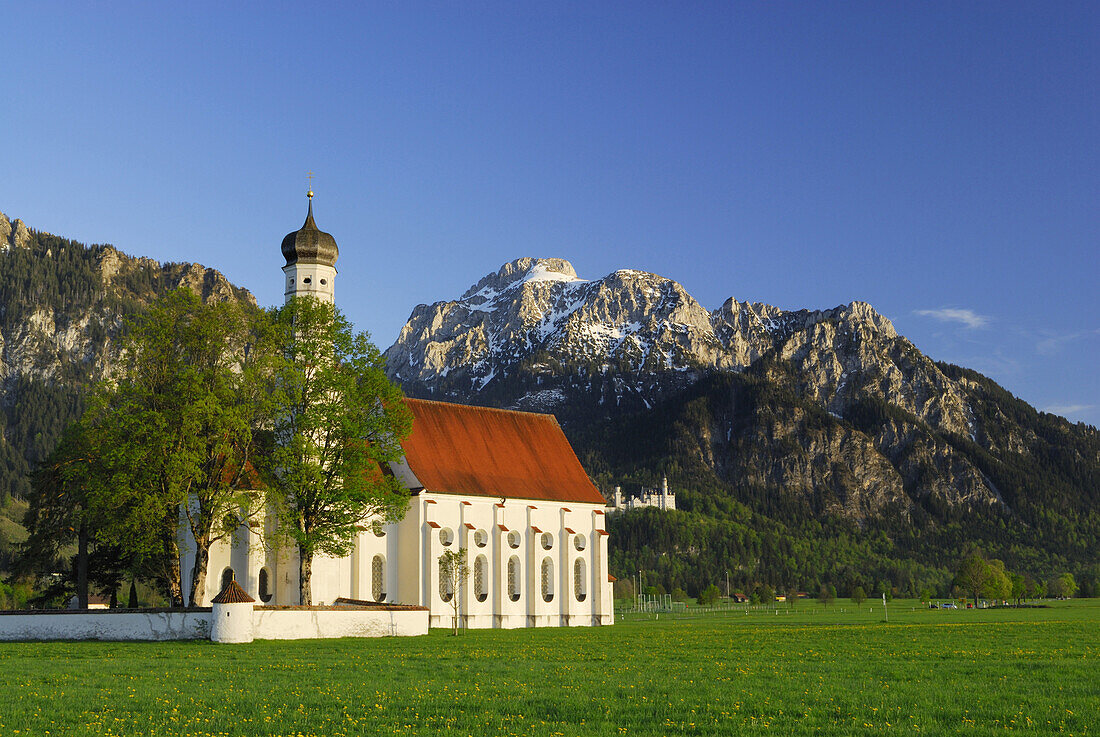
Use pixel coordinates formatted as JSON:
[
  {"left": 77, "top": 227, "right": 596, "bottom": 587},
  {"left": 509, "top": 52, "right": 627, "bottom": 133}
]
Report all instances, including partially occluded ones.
[
  {"left": 180, "top": 488, "right": 614, "bottom": 628},
  {"left": 395, "top": 498, "right": 423, "bottom": 606},
  {"left": 282, "top": 262, "right": 336, "bottom": 304},
  {"left": 410, "top": 492, "right": 609, "bottom": 629}
]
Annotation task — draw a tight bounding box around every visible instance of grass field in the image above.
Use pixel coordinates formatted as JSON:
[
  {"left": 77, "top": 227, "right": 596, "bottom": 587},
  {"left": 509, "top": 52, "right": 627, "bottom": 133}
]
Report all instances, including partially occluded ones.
[{"left": 0, "top": 599, "right": 1095, "bottom": 736}]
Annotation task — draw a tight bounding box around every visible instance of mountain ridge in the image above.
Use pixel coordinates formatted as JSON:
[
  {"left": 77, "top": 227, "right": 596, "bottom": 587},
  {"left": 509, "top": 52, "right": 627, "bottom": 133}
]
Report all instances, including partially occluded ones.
[
  {"left": 385, "top": 256, "right": 1100, "bottom": 593},
  {"left": 1, "top": 217, "right": 1095, "bottom": 596},
  {"left": 0, "top": 210, "right": 255, "bottom": 509}
]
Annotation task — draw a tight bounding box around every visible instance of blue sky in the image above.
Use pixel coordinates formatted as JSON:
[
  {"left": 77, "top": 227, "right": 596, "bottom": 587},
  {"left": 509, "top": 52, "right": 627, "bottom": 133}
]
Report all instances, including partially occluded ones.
[{"left": 2, "top": 2, "right": 1097, "bottom": 425}]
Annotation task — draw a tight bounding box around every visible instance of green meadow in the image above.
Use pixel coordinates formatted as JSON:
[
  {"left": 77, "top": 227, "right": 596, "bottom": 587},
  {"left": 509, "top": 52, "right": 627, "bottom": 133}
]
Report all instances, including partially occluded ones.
[{"left": 0, "top": 600, "right": 1095, "bottom": 736}]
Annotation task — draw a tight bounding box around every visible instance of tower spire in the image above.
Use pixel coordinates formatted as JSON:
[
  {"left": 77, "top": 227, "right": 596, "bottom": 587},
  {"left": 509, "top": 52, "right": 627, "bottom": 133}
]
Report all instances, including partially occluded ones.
[
  {"left": 281, "top": 183, "right": 338, "bottom": 305},
  {"left": 307, "top": 170, "right": 314, "bottom": 200}
]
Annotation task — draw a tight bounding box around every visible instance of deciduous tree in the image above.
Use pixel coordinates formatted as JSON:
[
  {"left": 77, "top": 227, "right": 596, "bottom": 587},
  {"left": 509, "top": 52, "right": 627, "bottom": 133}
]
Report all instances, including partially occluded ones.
[
  {"left": 267, "top": 297, "right": 412, "bottom": 605},
  {"left": 698, "top": 584, "right": 720, "bottom": 606},
  {"left": 1048, "top": 573, "right": 1078, "bottom": 599},
  {"left": 438, "top": 548, "right": 469, "bottom": 635}
]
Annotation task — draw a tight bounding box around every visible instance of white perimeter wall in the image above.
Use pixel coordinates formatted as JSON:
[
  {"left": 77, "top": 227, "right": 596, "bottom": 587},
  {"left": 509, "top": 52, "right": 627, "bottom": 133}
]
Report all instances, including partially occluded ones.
[
  {"left": 0, "top": 611, "right": 210, "bottom": 641},
  {"left": 252, "top": 608, "right": 426, "bottom": 639},
  {"left": 0, "top": 607, "right": 427, "bottom": 642}
]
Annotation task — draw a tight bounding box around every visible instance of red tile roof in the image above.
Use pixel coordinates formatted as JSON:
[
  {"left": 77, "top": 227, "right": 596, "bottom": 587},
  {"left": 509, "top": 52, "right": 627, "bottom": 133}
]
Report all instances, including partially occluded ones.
[
  {"left": 401, "top": 399, "right": 605, "bottom": 505},
  {"left": 211, "top": 579, "right": 255, "bottom": 604}
]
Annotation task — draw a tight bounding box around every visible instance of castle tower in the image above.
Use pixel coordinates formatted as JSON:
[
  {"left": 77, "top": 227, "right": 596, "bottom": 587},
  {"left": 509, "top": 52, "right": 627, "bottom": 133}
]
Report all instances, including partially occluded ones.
[{"left": 281, "top": 191, "right": 339, "bottom": 304}]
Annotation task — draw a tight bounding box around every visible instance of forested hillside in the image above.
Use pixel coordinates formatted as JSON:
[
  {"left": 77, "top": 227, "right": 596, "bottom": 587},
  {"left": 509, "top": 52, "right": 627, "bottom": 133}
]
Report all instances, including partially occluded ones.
[
  {"left": 388, "top": 257, "right": 1100, "bottom": 599},
  {"left": 3, "top": 221, "right": 1096, "bottom": 604},
  {"left": 581, "top": 367, "right": 1100, "bottom": 598},
  {"left": 0, "top": 211, "right": 254, "bottom": 577}
]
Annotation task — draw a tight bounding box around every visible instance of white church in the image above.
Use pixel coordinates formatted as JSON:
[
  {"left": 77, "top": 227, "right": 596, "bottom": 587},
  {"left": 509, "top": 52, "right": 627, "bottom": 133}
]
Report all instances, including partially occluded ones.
[{"left": 180, "top": 196, "right": 614, "bottom": 629}]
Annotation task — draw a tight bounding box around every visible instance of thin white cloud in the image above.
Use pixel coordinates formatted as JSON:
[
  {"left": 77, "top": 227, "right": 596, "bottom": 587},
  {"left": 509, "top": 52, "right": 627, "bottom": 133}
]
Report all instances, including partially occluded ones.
[
  {"left": 913, "top": 308, "right": 991, "bottom": 329},
  {"left": 1043, "top": 404, "right": 1094, "bottom": 419},
  {"left": 1036, "top": 328, "right": 1100, "bottom": 356}
]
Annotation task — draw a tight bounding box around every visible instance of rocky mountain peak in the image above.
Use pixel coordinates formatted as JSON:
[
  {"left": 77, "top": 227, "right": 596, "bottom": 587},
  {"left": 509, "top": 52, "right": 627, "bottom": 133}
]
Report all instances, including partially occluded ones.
[
  {"left": 0, "top": 211, "right": 32, "bottom": 251},
  {"left": 461, "top": 257, "right": 582, "bottom": 302},
  {"left": 391, "top": 262, "right": 992, "bottom": 470},
  {"left": 386, "top": 258, "right": 926, "bottom": 424}
]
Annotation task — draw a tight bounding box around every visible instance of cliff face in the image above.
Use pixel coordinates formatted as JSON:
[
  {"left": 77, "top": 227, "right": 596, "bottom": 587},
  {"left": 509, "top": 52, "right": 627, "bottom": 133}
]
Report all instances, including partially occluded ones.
[
  {"left": 0, "top": 211, "right": 255, "bottom": 500},
  {"left": 386, "top": 258, "right": 970, "bottom": 428},
  {"left": 385, "top": 258, "right": 1098, "bottom": 536}
]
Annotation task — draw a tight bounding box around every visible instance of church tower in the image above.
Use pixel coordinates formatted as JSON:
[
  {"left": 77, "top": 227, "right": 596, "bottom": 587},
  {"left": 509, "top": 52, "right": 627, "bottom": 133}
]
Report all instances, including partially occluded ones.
[{"left": 281, "top": 190, "right": 338, "bottom": 304}]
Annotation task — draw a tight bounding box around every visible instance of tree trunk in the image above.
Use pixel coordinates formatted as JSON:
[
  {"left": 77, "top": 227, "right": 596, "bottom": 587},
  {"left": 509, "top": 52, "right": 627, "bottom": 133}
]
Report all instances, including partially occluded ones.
[
  {"left": 76, "top": 522, "right": 89, "bottom": 609},
  {"left": 188, "top": 537, "right": 211, "bottom": 607},
  {"left": 299, "top": 548, "right": 313, "bottom": 605},
  {"left": 162, "top": 523, "right": 185, "bottom": 607}
]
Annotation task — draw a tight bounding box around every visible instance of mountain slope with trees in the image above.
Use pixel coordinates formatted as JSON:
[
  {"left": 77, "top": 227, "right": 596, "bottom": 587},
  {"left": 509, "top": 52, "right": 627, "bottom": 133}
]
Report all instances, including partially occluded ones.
[
  {"left": 2, "top": 220, "right": 1095, "bottom": 603},
  {"left": 388, "top": 257, "right": 1100, "bottom": 598},
  {"left": 0, "top": 211, "right": 254, "bottom": 581}
]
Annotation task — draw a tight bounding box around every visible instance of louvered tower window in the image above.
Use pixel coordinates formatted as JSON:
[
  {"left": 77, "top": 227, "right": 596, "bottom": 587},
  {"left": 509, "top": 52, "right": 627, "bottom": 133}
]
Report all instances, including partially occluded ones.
[
  {"left": 474, "top": 555, "right": 487, "bottom": 602},
  {"left": 542, "top": 557, "right": 554, "bottom": 603},
  {"left": 439, "top": 559, "right": 453, "bottom": 602},
  {"left": 574, "top": 558, "right": 587, "bottom": 602},
  {"left": 508, "top": 556, "right": 521, "bottom": 601},
  {"left": 372, "top": 555, "right": 385, "bottom": 602}
]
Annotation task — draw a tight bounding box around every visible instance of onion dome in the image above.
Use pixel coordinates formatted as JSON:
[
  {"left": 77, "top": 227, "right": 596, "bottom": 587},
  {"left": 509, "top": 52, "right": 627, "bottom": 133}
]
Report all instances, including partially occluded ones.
[
  {"left": 281, "top": 197, "right": 339, "bottom": 267},
  {"left": 211, "top": 578, "right": 255, "bottom": 604}
]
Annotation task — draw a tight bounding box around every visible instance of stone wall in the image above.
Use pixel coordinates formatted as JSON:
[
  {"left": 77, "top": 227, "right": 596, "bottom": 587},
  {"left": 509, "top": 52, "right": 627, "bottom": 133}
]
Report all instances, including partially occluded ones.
[
  {"left": 252, "top": 606, "right": 426, "bottom": 639},
  {"left": 0, "top": 609, "right": 211, "bottom": 641},
  {"left": 0, "top": 604, "right": 428, "bottom": 642}
]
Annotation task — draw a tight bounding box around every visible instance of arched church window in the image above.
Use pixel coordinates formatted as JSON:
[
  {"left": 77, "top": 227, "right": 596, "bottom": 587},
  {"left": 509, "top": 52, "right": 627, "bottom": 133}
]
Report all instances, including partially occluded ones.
[
  {"left": 541, "top": 557, "right": 554, "bottom": 603},
  {"left": 220, "top": 567, "right": 234, "bottom": 592},
  {"left": 474, "top": 555, "right": 488, "bottom": 602},
  {"left": 371, "top": 520, "right": 385, "bottom": 537},
  {"left": 541, "top": 532, "right": 553, "bottom": 550},
  {"left": 574, "top": 558, "right": 587, "bottom": 602},
  {"left": 507, "top": 531, "right": 521, "bottom": 549},
  {"left": 439, "top": 559, "right": 453, "bottom": 602},
  {"left": 258, "top": 567, "right": 272, "bottom": 603},
  {"left": 439, "top": 528, "right": 454, "bottom": 547},
  {"left": 473, "top": 529, "right": 488, "bottom": 548},
  {"left": 303, "top": 276, "right": 312, "bottom": 284},
  {"left": 507, "top": 556, "right": 521, "bottom": 601},
  {"left": 574, "top": 534, "right": 586, "bottom": 551},
  {"left": 372, "top": 555, "right": 385, "bottom": 602}
]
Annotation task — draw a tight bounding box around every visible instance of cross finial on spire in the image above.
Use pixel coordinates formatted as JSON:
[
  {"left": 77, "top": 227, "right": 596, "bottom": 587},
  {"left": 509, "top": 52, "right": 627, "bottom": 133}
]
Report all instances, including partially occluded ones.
[{"left": 307, "top": 171, "right": 314, "bottom": 199}]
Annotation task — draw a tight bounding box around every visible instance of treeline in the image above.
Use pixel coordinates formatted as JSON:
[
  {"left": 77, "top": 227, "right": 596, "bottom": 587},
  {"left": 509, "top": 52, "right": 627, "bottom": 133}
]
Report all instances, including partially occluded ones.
[
  {"left": 0, "top": 227, "right": 256, "bottom": 571},
  {"left": 607, "top": 507, "right": 952, "bottom": 599},
  {"left": 15, "top": 291, "right": 408, "bottom": 609},
  {"left": 578, "top": 363, "right": 1100, "bottom": 599}
]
